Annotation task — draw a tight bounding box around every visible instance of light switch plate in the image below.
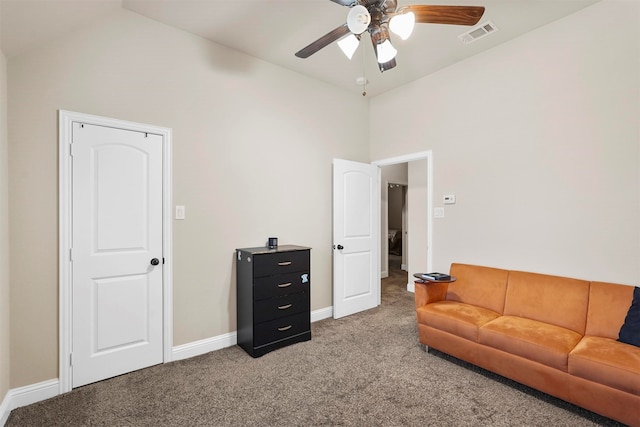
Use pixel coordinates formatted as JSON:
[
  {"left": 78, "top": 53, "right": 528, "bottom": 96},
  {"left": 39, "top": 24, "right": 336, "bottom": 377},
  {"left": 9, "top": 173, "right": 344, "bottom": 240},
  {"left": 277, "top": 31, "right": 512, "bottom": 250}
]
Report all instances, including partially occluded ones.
[
  {"left": 434, "top": 207, "right": 445, "bottom": 218},
  {"left": 175, "top": 205, "right": 185, "bottom": 220}
]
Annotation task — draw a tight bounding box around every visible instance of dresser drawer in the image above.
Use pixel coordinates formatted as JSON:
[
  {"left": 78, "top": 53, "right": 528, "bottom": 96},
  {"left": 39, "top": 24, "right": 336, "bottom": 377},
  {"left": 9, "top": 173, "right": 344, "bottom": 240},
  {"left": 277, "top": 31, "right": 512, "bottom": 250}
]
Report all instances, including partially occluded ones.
[
  {"left": 253, "top": 250, "right": 309, "bottom": 277},
  {"left": 254, "top": 271, "right": 310, "bottom": 300},
  {"left": 254, "top": 292, "right": 309, "bottom": 323},
  {"left": 254, "top": 312, "right": 310, "bottom": 347}
]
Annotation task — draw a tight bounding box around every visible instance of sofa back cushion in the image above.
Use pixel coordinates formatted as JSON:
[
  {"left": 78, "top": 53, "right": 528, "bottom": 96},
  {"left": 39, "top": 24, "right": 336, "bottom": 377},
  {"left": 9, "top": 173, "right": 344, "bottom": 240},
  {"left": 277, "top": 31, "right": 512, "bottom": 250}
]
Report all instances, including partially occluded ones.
[
  {"left": 447, "top": 264, "right": 509, "bottom": 314},
  {"left": 585, "top": 281, "right": 635, "bottom": 339},
  {"left": 503, "top": 271, "right": 590, "bottom": 334}
]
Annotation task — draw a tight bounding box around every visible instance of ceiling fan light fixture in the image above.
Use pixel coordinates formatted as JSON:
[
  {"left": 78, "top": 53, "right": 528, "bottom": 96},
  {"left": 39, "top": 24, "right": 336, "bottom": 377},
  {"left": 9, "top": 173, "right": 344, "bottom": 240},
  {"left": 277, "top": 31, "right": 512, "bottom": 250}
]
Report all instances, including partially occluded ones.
[
  {"left": 337, "top": 34, "right": 360, "bottom": 59},
  {"left": 346, "top": 5, "right": 371, "bottom": 35},
  {"left": 389, "top": 11, "right": 415, "bottom": 40},
  {"left": 378, "top": 57, "right": 397, "bottom": 73},
  {"left": 376, "top": 39, "right": 397, "bottom": 64}
]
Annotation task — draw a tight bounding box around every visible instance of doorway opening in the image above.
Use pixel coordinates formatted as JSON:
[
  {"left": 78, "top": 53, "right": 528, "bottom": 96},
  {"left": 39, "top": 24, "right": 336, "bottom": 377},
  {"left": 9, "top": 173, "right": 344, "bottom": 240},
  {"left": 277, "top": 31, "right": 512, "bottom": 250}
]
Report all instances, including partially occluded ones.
[
  {"left": 387, "top": 182, "right": 407, "bottom": 274},
  {"left": 374, "top": 151, "right": 433, "bottom": 295}
]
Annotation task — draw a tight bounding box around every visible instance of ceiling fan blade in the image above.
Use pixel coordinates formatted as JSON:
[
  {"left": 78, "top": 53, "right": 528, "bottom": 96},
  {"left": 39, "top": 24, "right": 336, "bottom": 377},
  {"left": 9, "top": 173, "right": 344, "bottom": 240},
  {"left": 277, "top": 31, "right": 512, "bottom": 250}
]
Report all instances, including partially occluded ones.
[
  {"left": 406, "top": 5, "right": 485, "bottom": 26},
  {"left": 295, "top": 24, "right": 351, "bottom": 59},
  {"left": 329, "top": 0, "right": 359, "bottom": 6}
]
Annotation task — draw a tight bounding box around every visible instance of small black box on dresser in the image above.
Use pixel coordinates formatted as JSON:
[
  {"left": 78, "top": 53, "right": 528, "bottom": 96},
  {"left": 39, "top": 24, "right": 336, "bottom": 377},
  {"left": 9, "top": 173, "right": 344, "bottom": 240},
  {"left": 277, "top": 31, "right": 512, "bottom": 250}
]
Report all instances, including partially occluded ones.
[{"left": 236, "top": 245, "right": 311, "bottom": 357}]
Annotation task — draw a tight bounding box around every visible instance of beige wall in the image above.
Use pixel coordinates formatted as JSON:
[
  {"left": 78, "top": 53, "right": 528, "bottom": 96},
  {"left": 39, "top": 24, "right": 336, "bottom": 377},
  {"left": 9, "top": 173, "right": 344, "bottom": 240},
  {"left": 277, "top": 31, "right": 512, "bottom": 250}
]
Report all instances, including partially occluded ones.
[
  {"left": 7, "top": 9, "right": 369, "bottom": 387},
  {"left": 0, "top": 40, "right": 10, "bottom": 403},
  {"left": 370, "top": 0, "right": 640, "bottom": 284}
]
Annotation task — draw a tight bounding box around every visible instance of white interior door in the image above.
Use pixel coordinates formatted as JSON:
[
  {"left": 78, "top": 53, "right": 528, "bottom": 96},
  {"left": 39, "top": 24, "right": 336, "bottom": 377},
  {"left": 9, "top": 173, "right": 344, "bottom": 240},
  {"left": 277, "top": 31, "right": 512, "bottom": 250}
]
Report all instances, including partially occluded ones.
[
  {"left": 333, "top": 159, "right": 380, "bottom": 319},
  {"left": 71, "top": 122, "right": 163, "bottom": 388}
]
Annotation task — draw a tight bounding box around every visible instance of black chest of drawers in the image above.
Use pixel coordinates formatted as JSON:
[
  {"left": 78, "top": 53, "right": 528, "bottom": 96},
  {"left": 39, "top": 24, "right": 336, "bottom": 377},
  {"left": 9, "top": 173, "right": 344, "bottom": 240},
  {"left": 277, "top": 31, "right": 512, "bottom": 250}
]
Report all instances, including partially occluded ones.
[{"left": 236, "top": 245, "right": 311, "bottom": 357}]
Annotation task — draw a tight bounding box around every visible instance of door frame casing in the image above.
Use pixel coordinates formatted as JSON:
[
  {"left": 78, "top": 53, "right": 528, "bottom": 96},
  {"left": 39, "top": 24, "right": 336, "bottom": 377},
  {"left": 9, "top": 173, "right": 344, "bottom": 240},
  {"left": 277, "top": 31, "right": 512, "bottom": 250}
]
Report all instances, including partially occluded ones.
[
  {"left": 373, "top": 151, "right": 433, "bottom": 292},
  {"left": 58, "top": 110, "right": 173, "bottom": 393}
]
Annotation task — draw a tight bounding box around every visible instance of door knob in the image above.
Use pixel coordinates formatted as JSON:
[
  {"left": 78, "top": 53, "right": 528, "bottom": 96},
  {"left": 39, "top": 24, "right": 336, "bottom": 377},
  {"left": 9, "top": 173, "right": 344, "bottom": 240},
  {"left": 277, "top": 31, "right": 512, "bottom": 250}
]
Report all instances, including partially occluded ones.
[
  {"left": 150, "top": 258, "right": 160, "bottom": 266},
  {"left": 336, "top": 245, "right": 344, "bottom": 250}
]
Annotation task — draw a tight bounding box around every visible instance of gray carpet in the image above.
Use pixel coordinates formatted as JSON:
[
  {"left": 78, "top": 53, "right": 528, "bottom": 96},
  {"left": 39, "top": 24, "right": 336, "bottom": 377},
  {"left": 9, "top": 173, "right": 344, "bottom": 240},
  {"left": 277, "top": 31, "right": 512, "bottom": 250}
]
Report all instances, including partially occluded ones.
[{"left": 7, "top": 265, "right": 623, "bottom": 426}]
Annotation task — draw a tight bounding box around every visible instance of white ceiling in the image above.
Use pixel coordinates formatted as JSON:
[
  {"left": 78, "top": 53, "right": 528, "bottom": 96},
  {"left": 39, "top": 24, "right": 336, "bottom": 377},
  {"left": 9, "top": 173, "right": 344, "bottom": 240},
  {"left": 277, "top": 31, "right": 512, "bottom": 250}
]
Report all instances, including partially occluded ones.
[{"left": 1, "top": 0, "right": 600, "bottom": 97}]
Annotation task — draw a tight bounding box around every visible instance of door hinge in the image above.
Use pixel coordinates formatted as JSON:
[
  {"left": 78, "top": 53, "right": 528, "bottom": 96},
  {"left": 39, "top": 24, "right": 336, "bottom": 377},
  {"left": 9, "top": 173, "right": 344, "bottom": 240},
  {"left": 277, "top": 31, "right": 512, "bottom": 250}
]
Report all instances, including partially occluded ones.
[
  {"left": 70, "top": 248, "right": 74, "bottom": 262},
  {"left": 69, "top": 353, "right": 73, "bottom": 366},
  {"left": 70, "top": 122, "right": 83, "bottom": 148}
]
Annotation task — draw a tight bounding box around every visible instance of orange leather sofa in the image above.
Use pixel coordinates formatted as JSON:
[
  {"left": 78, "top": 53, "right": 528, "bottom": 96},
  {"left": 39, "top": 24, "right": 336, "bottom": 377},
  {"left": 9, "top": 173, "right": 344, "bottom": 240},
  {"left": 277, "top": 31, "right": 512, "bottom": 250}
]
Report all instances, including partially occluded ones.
[{"left": 414, "top": 263, "right": 640, "bottom": 426}]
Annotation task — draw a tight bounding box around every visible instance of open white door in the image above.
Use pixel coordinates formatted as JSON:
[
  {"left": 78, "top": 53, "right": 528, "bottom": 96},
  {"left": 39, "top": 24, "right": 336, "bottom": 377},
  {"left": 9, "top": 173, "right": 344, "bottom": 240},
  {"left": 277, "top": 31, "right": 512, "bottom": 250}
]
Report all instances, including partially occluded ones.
[{"left": 333, "top": 159, "right": 380, "bottom": 319}]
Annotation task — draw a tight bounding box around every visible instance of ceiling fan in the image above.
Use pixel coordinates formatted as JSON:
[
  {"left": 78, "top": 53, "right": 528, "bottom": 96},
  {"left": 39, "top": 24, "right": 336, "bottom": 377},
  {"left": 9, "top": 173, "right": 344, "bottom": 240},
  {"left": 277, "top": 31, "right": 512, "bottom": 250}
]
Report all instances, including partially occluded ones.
[{"left": 295, "top": 1, "right": 485, "bottom": 72}]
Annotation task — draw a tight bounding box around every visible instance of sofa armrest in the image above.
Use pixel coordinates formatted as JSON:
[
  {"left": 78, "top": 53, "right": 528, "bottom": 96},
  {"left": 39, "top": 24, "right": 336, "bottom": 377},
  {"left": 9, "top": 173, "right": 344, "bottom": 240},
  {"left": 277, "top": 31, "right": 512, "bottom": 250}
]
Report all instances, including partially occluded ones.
[{"left": 414, "top": 281, "right": 449, "bottom": 309}]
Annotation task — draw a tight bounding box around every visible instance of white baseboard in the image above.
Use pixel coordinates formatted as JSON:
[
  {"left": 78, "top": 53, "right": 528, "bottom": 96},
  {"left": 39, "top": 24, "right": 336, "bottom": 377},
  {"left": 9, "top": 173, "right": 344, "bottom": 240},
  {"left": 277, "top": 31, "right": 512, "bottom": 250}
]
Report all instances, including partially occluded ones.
[
  {"left": 407, "top": 281, "right": 415, "bottom": 293},
  {"left": 311, "top": 306, "right": 333, "bottom": 322},
  {"left": 0, "top": 306, "right": 335, "bottom": 425},
  {"left": 0, "top": 390, "right": 9, "bottom": 427},
  {"left": 172, "top": 332, "right": 237, "bottom": 361},
  {"left": 172, "top": 306, "right": 334, "bottom": 362},
  {"left": 1, "top": 379, "right": 59, "bottom": 426}
]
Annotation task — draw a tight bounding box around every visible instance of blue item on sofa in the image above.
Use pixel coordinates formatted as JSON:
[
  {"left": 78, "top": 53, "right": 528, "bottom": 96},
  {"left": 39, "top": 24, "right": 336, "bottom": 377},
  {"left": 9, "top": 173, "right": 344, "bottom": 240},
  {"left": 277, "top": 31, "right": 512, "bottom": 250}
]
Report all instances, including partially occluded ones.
[{"left": 618, "top": 286, "right": 640, "bottom": 347}]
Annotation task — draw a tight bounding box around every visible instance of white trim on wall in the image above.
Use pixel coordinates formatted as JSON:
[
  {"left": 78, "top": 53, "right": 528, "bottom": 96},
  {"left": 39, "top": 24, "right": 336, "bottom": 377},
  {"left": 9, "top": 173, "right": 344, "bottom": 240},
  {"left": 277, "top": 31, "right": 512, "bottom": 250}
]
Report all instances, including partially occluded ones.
[
  {"left": 0, "top": 379, "right": 59, "bottom": 425},
  {"left": 58, "top": 110, "right": 173, "bottom": 394},
  {"left": 311, "top": 306, "right": 333, "bottom": 323},
  {"left": 172, "top": 306, "right": 332, "bottom": 361},
  {"left": 172, "top": 333, "right": 238, "bottom": 362}
]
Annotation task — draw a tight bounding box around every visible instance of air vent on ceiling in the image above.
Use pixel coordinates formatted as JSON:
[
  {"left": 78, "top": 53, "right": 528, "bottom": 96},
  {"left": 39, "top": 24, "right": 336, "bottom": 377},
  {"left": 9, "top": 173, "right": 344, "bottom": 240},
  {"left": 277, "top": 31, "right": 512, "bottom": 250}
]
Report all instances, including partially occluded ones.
[{"left": 458, "top": 21, "right": 499, "bottom": 45}]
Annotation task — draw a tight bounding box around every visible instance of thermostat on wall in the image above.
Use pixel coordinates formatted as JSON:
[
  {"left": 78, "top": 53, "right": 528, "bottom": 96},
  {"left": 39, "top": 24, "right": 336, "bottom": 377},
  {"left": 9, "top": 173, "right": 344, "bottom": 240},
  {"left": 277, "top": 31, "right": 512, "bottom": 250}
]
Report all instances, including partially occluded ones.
[{"left": 443, "top": 195, "right": 456, "bottom": 205}]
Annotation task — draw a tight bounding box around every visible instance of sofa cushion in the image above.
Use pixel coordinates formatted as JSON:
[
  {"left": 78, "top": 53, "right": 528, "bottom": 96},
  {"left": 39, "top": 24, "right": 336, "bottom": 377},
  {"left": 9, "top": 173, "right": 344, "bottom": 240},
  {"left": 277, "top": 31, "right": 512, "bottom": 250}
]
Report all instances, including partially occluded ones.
[
  {"left": 569, "top": 336, "right": 640, "bottom": 395},
  {"left": 417, "top": 301, "right": 501, "bottom": 342},
  {"left": 503, "top": 271, "right": 589, "bottom": 334},
  {"left": 585, "top": 281, "right": 635, "bottom": 340},
  {"left": 447, "top": 264, "right": 509, "bottom": 314},
  {"left": 618, "top": 286, "right": 640, "bottom": 347},
  {"left": 479, "top": 316, "right": 583, "bottom": 371}
]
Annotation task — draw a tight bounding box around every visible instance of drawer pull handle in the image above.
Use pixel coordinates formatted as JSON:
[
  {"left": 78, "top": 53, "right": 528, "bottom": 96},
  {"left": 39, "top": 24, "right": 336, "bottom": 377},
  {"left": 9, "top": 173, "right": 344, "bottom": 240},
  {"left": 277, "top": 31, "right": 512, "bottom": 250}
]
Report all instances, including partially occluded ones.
[
  {"left": 277, "top": 325, "right": 292, "bottom": 332},
  {"left": 278, "top": 282, "right": 292, "bottom": 288},
  {"left": 278, "top": 304, "right": 293, "bottom": 310},
  {"left": 278, "top": 261, "right": 292, "bottom": 266}
]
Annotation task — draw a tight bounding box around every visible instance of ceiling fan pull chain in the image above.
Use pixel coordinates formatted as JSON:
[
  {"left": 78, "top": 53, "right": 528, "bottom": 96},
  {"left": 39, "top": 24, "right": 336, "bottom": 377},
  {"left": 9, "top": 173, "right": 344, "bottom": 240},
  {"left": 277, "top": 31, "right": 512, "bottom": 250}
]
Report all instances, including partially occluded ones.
[{"left": 361, "top": 44, "right": 367, "bottom": 97}]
